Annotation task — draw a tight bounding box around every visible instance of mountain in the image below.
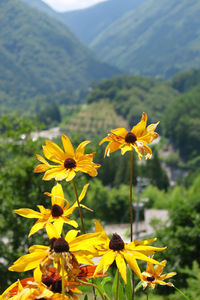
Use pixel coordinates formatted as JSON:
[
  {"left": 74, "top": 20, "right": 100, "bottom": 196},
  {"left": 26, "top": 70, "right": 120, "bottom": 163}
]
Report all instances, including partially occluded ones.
[
  {"left": 61, "top": 0, "right": 147, "bottom": 44},
  {"left": 20, "top": 0, "right": 147, "bottom": 45},
  {"left": 0, "top": 0, "right": 119, "bottom": 109},
  {"left": 91, "top": 0, "right": 200, "bottom": 78}
]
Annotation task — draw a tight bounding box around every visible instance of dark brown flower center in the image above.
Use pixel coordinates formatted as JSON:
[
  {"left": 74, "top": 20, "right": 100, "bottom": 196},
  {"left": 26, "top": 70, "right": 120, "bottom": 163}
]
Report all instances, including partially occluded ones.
[
  {"left": 51, "top": 204, "right": 63, "bottom": 217},
  {"left": 109, "top": 233, "right": 125, "bottom": 251},
  {"left": 42, "top": 275, "right": 54, "bottom": 287},
  {"left": 125, "top": 132, "right": 137, "bottom": 144},
  {"left": 64, "top": 158, "right": 76, "bottom": 169},
  {"left": 53, "top": 237, "right": 69, "bottom": 253},
  {"left": 50, "top": 237, "right": 57, "bottom": 250},
  {"left": 147, "top": 276, "right": 155, "bottom": 282},
  {"left": 51, "top": 280, "right": 62, "bottom": 293}
]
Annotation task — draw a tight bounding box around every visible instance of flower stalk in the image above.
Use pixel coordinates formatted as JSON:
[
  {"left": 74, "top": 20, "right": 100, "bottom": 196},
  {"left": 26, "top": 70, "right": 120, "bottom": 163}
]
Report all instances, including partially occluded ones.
[
  {"left": 130, "top": 149, "right": 133, "bottom": 242},
  {"left": 61, "top": 254, "right": 65, "bottom": 300},
  {"left": 72, "top": 178, "right": 85, "bottom": 233}
]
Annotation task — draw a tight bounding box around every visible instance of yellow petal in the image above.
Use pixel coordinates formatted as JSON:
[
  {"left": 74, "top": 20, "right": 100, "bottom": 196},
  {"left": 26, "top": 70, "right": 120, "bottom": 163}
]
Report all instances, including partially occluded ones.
[
  {"left": 105, "top": 141, "right": 121, "bottom": 157},
  {"left": 146, "top": 262, "right": 155, "bottom": 275},
  {"left": 43, "top": 167, "right": 66, "bottom": 181},
  {"left": 159, "top": 272, "right": 176, "bottom": 280},
  {"left": 123, "top": 252, "right": 142, "bottom": 279},
  {"left": 36, "top": 154, "right": 50, "bottom": 165},
  {"left": 34, "top": 164, "right": 51, "bottom": 173},
  {"left": 111, "top": 128, "right": 128, "bottom": 138},
  {"left": 65, "top": 170, "right": 76, "bottom": 182},
  {"left": 155, "top": 260, "right": 167, "bottom": 276},
  {"left": 44, "top": 140, "right": 65, "bottom": 162},
  {"left": 75, "top": 140, "right": 91, "bottom": 159},
  {"left": 75, "top": 252, "right": 94, "bottom": 265},
  {"left": 65, "top": 229, "right": 79, "bottom": 243},
  {"left": 116, "top": 253, "right": 127, "bottom": 283},
  {"left": 94, "top": 250, "right": 115, "bottom": 276},
  {"left": 29, "top": 220, "right": 47, "bottom": 237},
  {"left": 51, "top": 183, "right": 65, "bottom": 207},
  {"left": 14, "top": 208, "right": 42, "bottom": 219},
  {"left": 61, "top": 217, "right": 78, "bottom": 228},
  {"left": 147, "top": 121, "right": 159, "bottom": 133},
  {"left": 46, "top": 223, "right": 60, "bottom": 239},
  {"left": 29, "top": 245, "right": 49, "bottom": 253},
  {"left": 131, "top": 112, "right": 147, "bottom": 137},
  {"left": 53, "top": 218, "right": 64, "bottom": 235},
  {"left": 61, "top": 134, "right": 75, "bottom": 157},
  {"left": 79, "top": 183, "right": 89, "bottom": 202},
  {"left": 121, "top": 144, "right": 132, "bottom": 155},
  {"left": 34, "top": 266, "right": 43, "bottom": 283},
  {"left": 1, "top": 280, "right": 19, "bottom": 297},
  {"left": 9, "top": 251, "right": 47, "bottom": 272}
]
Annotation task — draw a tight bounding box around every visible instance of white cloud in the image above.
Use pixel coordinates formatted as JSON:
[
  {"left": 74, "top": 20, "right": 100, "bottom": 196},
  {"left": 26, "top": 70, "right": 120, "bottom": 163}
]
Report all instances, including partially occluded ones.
[{"left": 42, "top": 0, "right": 108, "bottom": 12}]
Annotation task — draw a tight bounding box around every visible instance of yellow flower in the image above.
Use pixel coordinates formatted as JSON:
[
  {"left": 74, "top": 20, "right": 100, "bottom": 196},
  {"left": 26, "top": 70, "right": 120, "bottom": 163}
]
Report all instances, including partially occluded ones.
[
  {"left": 1, "top": 274, "right": 81, "bottom": 300},
  {"left": 99, "top": 112, "right": 159, "bottom": 159},
  {"left": 93, "top": 221, "right": 166, "bottom": 283},
  {"left": 14, "top": 183, "right": 91, "bottom": 237},
  {"left": 141, "top": 260, "right": 176, "bottom": 289},
  {"left": 35, "top": 135, "right": 100, "bottom": 181},
  {"left": 9, "top": 224, "right": 103, "bottom": 282}
]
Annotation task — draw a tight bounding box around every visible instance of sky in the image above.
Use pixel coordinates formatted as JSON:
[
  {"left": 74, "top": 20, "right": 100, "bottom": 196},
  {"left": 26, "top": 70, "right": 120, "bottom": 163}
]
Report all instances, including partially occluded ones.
[{"left": 42, "top": 0, "right": 108, "bottom": 12}]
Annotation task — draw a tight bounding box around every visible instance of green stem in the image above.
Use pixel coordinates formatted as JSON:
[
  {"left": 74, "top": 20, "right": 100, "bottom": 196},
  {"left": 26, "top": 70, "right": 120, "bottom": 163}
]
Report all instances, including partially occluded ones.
[
  {"left": 61, "top": 254, "right": 65, "bottom": 300},
  {"left": 92, "top": 279, "right": 97, "bottom": 300},
  {"left": 115, "top": 270, "right": 120, "bottom": 300},
  {"left": 130, "top": 150, "right": 135, "bottom": 300},
  {"left": 132, "top": 272, "right": 135, "bottom": 300},
  {"left": 76, "top": 278, "right": 107, "bottom": 300},
  {"left": 146, "top": 286, "right": 149, "bottom": 300},
  {"left": 174, "top": 286, "right": 191, "bottom": 300},
  {"left": 72, "top": 179, "right": 85, "bottom": 234},
  {"left": 130, "top": 149, "right": 133, "bottom": 242}
]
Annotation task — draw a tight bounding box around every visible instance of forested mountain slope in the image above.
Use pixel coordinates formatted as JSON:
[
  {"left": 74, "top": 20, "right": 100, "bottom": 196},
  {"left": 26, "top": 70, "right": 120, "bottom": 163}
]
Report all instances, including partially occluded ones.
[
  {"left": 91, "top": 0, "right": 200, "bottom": 78},
  {"left": 0, "top": 0, "right": 119, "bottom": 107}
]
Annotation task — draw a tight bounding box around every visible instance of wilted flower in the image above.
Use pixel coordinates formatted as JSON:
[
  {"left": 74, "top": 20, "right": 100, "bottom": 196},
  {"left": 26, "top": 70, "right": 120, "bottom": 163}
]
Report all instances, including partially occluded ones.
[
  {"left": 141, "top": 260, "right": 176, "bottom": 289},
  {"left": 100, "top": 112, "right": 159, "bottom": 159}
]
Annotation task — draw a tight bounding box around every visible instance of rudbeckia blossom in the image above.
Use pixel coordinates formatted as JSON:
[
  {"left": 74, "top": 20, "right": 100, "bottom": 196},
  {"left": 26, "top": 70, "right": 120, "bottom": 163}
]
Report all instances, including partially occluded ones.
[
  {"left": 2, "top": 272, "right": 82, "bottom": 300},
  {"left": 14, "top": 183, "right": 91, "bottom": 236},
  {"left": 35, "top": 134, "right": 100, "bottom": 181},
  {"left": 93, "top": 221, "right": 166, "bottom": 283},
  {"left": 99, "top": 112, "right": 159, "bottom": 159},
  {"left": 141, "top": 260, "right": 176, "bottom": 289},
  {"left": 9, "top": 224, "right": 103, "bottom": 282}
]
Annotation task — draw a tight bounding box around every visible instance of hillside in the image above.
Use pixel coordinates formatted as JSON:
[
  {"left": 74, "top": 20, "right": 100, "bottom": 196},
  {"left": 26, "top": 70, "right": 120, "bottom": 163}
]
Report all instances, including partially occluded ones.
[
  {"left": 20, "top": 0, "right": 147, "bottom": 44},
  {"left": 91, "top": 0, "right": 200, "bottom": 78},
  {"left": 86, "top": 74, "right": 179, "bottom": 129},
  {"left": 61, "top": 0, "right": 147, "bottom": 44},
  {"left": 0, "top": 0, "right": 119, "bottom": 109}
]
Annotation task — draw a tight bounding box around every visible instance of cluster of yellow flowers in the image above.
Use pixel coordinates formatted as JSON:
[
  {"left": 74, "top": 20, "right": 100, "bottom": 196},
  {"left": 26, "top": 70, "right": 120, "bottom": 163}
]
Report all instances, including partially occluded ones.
[{"left": 0, "top": 113, "right": 176, "bottom": 300}]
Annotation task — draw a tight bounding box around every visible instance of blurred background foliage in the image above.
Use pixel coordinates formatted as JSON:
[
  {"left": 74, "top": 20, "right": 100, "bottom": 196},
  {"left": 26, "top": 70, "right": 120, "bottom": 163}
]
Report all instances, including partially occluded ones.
[{"left": 0, "top": 69, "right": 200, "bottom": 297}]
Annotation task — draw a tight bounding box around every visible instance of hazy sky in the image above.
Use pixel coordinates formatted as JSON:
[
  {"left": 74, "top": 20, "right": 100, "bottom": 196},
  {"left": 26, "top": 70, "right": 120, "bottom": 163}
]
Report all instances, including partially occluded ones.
[{"left": 42, "top": 0, "right": 108, "bottom": 12}]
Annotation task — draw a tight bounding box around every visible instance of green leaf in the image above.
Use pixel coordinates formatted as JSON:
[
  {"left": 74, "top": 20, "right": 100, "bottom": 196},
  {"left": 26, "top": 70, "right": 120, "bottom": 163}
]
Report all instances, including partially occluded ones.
[
  {"left": 125, "top": 266, "right": 132, "bottom": 300},
  {"left": 134, "top": 281, "right": 143, "bottom": 292},
  {"left": 84, "top": 295, "right": 88, "bottom": 300}
]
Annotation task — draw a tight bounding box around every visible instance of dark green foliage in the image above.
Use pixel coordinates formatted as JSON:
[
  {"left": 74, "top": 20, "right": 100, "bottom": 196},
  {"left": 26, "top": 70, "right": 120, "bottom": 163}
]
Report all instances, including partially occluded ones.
[
  {"left": 171, "top": 69, "right": 200, "bottom": 93},
  {"left": 87, "top": 74, "right": 179, "bottom": 129},
  {"left": 144, "top": 148, "right": 169, "bottom": 191},
  {"left": 0, "top": 116, "right": 53, "bottom": 291},
  {"left": 164, "top": 84, "right": 200, "bottom": 161},
  {"left": 153, "top": 175, "right": 200, "bottom": 288},
  {"left": 0, "top": 0, "right": 119, "bottom": 110},
  {"left": 91, "top": 0, "right": 200, "bottom": 78}
]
